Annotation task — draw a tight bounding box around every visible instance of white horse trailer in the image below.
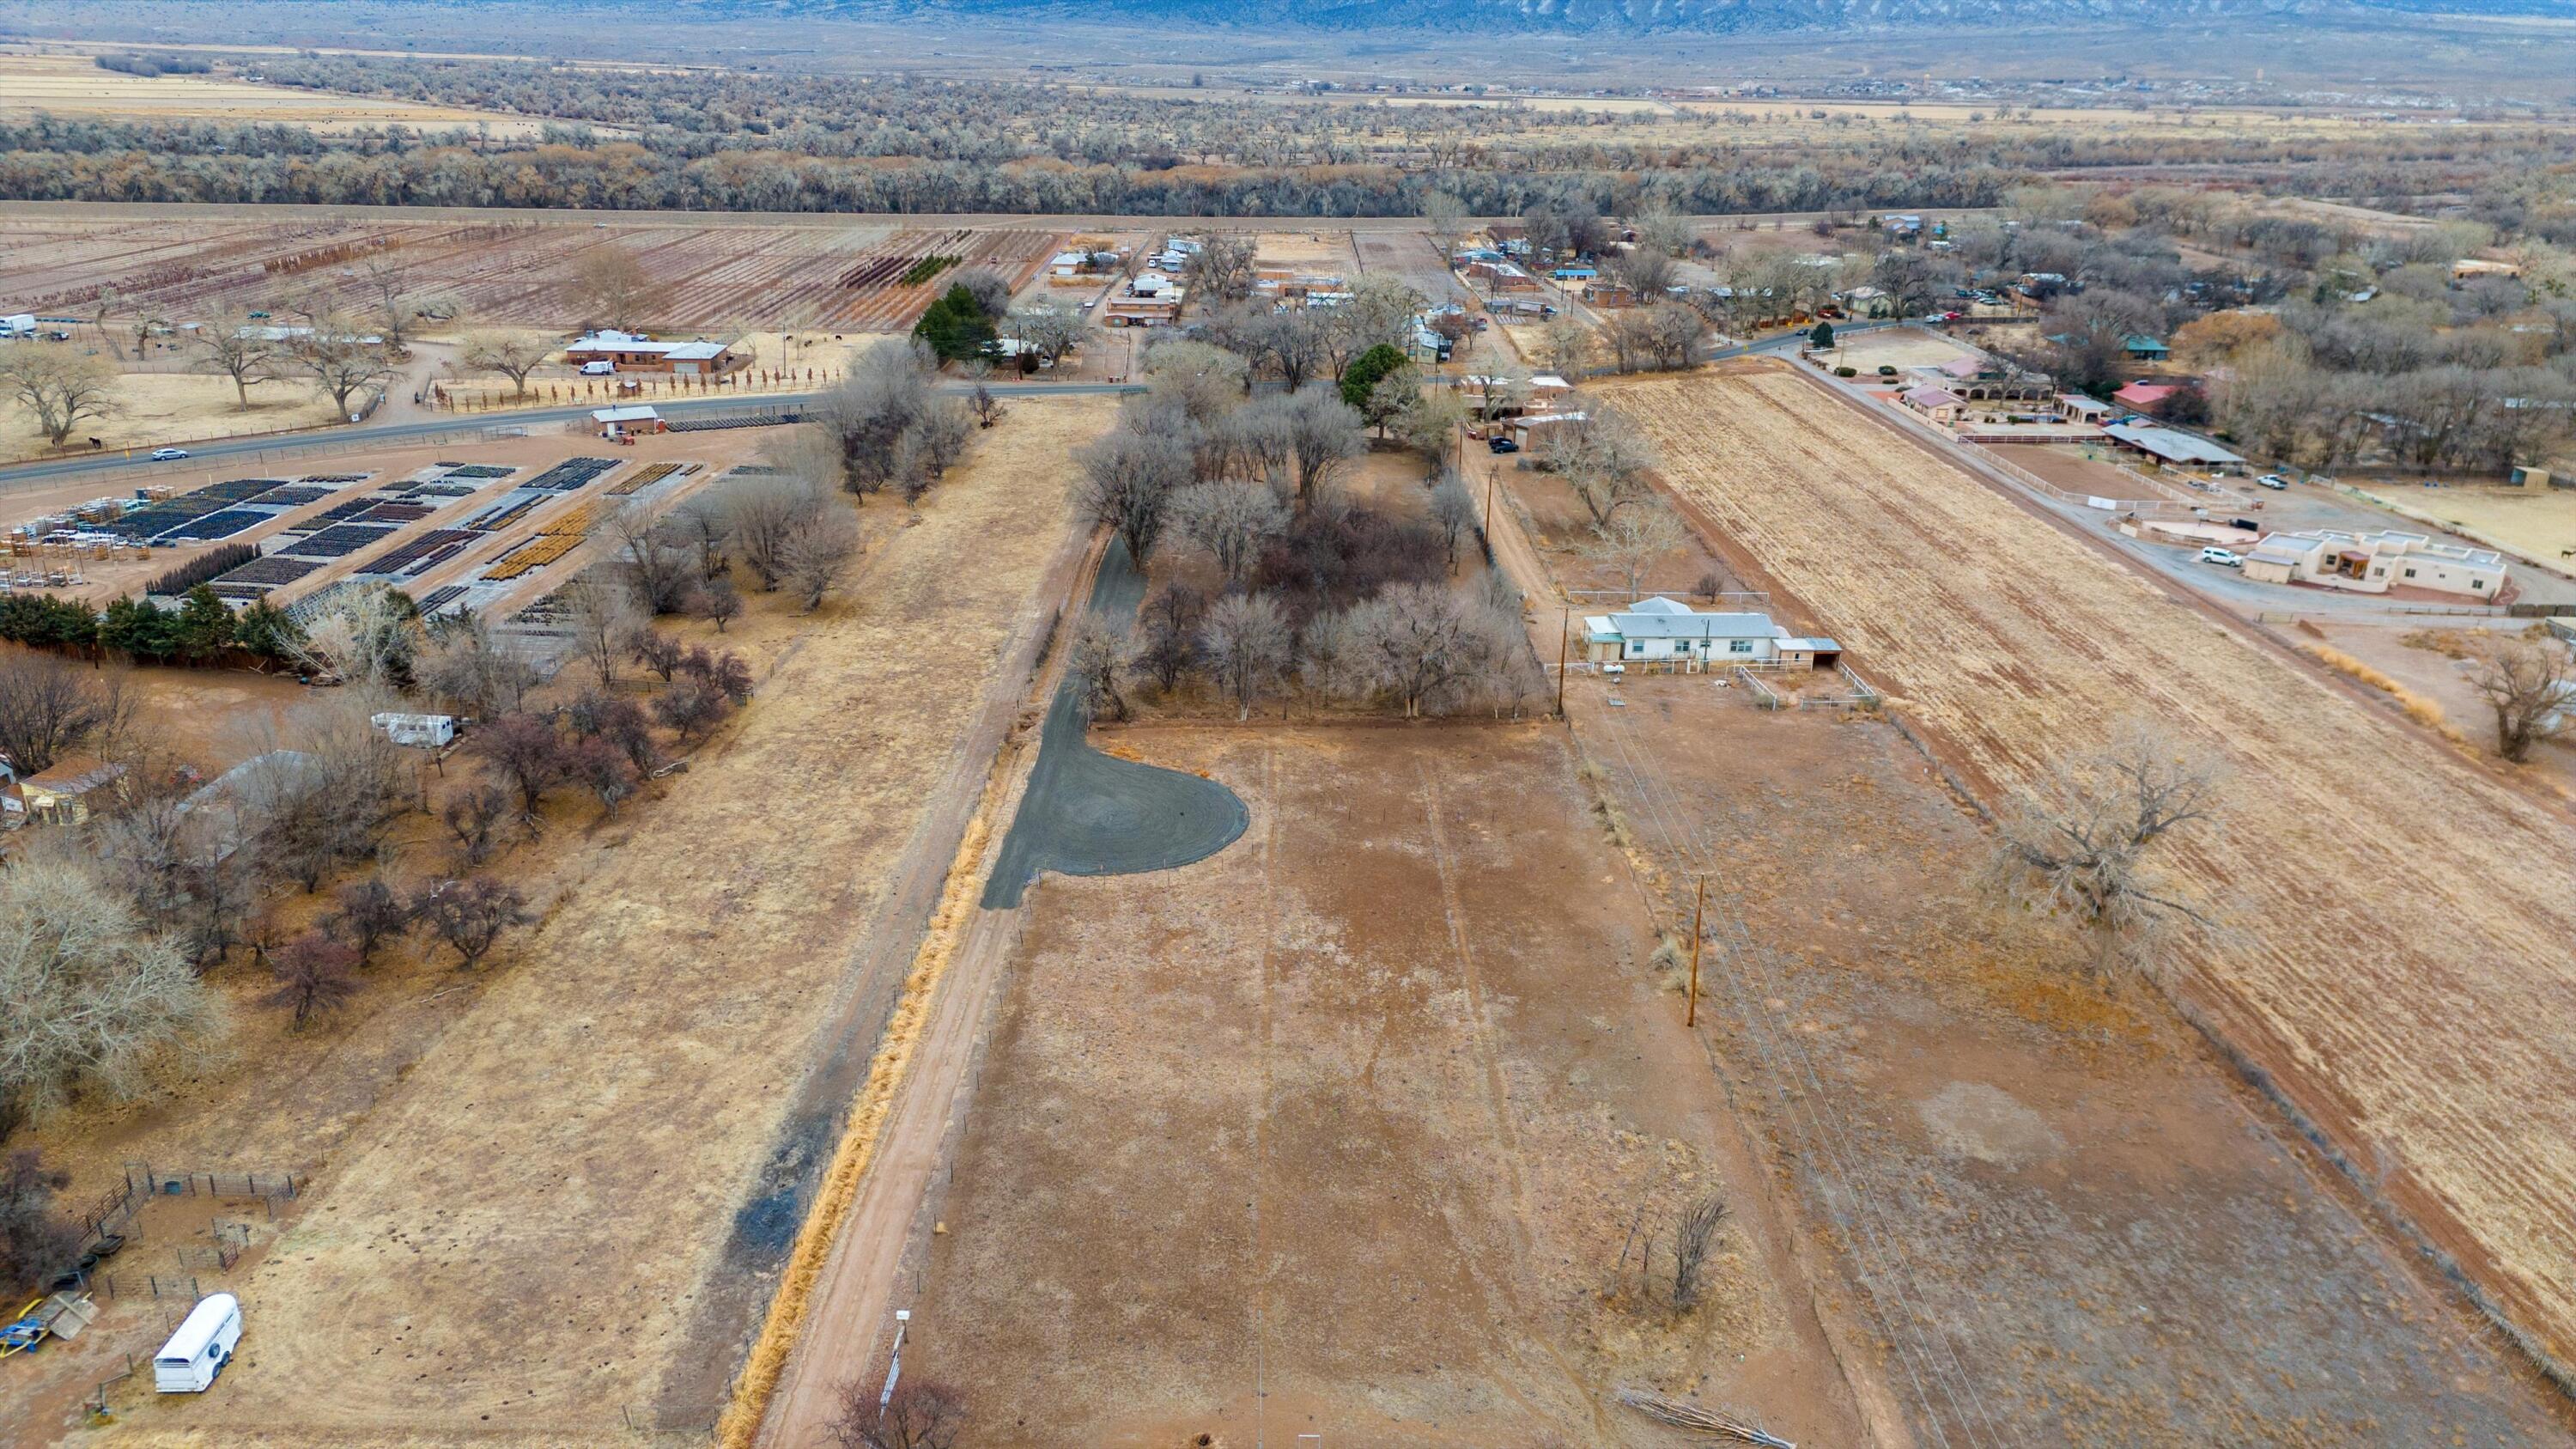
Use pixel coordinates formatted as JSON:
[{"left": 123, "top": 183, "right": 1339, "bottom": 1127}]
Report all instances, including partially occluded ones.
[{"left": 154, "top": 1293, "right": 241, "bottom": 1393}]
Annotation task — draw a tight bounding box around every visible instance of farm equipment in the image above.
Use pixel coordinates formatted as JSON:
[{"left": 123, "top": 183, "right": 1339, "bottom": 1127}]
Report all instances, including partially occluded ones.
[{"left": 2, "top": 1293, "right": 97, "bottom": 1357}]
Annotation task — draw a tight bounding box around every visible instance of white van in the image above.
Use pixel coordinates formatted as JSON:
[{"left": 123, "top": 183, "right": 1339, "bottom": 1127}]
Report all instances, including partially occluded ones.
[
  {"left": 154, "top": 1293, "right": 241, "bottom": 1393},
  {"left": 579, "top": 360, "right": 617, "bottom": 376},
  {"left": 2198, "top": 546, "right": 2243, "bottom": 568}
]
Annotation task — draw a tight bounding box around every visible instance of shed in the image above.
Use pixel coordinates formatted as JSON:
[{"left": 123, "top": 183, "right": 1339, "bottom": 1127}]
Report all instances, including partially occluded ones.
[
  {"left": 592, "top": 405, "right": 665, "bottom": 436},
  {"left": 2104, "top": 421, "right": 2245, "bottom": 472},
  {"left": 17, "top": 756, "right": 126, "bottom": 824}
]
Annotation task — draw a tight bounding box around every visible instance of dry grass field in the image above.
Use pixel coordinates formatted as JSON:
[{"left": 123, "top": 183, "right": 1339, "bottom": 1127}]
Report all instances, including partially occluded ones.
[
  {"left": 1610, "top": 366, "right": 2576, "bottom": 1385},
  {"left": 0, "top": 51, "right": 550, "bottom": 135},
  {"left": 907, "top": 724, "right": 1869, "bottom": 1449},
  {"left": 0, "top": 368, "right": 346, "bottom": 461},
  {"left": 2352, "top": 482, "right": 2576, "bottom": 569},
  {"left": 41, "top": 398, "right": 1109, "bottom": 1448}
]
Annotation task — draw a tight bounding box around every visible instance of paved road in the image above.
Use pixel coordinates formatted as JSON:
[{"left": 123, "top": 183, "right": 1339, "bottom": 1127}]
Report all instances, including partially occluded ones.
[{"left": 0, "top": 381, "right": 1141, "bottom": 490}]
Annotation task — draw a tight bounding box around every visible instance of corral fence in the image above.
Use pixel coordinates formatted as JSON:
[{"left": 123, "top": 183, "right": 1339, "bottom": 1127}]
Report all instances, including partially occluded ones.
[
  {"left": 1733, "top": 661, "right": 1882, "bottom": 710},
  {"left": 100, "top": 1273, "right": 198, "bottom": 1302},
  {"left": 1952, "top": 435, "right": 2202, "bottom": 521},
  {"left": 125, "top": 1162, "right": 306, "bottom": 1209}
]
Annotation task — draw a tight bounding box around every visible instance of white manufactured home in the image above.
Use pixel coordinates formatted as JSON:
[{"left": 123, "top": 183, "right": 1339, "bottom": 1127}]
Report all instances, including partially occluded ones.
[{"left": 1582, "top": 597, "right": 1842, "bottom": 671}]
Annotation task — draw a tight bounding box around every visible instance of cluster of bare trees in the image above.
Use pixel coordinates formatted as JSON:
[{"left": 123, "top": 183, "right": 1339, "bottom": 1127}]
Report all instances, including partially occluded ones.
[{"left": 792, "top": 342, "right": 975, "bottom": 505}]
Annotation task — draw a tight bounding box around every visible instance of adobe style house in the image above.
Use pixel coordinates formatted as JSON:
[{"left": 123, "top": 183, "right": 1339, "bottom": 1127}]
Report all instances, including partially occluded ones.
[
  {"left": 1583, "top": 597, "right": 1842, "bottom": 671},
  {"left": 1929, "top": 354, "right": 2054, "bottom": 407},
  {"left": 563, "top": 331, "right": 742, "bottom": 376},
  {"left": 2243, "top": 529, "right": 2507, "bottom": 599}
]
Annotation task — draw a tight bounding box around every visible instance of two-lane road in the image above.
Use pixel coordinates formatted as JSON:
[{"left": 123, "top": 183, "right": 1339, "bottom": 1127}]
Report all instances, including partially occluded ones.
[{"left": 0, "top": 381, "right": 1143, "bottom": 491}]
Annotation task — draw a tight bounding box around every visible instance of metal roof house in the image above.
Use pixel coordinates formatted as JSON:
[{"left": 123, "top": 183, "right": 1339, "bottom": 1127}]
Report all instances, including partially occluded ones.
[
  {"left": 2103, "top": 421, "right": 2244, "bottom": 472},
  {"left": 1583, "top": 597, "right": 1842, "bottom": 670}
]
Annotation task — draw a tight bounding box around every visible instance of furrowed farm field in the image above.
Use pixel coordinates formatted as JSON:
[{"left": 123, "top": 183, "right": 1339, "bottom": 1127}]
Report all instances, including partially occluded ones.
[
  {"left": 0, "top": 216, "right": 1060, "bottom": 331},
  {"left": 1611, "top": 366, "right": 2576, "bottom": 1383}
]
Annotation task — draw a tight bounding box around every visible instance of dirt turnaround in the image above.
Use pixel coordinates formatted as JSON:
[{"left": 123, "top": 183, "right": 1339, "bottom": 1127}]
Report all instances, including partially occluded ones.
[{"left": 982, "top": 539, "right": 1249, "bottom": 908}]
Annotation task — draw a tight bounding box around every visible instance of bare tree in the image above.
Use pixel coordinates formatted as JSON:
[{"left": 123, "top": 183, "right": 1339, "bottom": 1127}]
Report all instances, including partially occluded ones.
[
  {"left": 0, "top": 1149, "right": 79, "bottom": 1282},
  {"left": 1544, "top": 406, "right": 1659, "bottom": 528},
  {"left": 238, "top": 697, "right": 411, "bottom": 892},
  {"left": 414, "top": 878, "right": 534, "bottom": 970},
  {"left": 603, "top": 502, "right": 699, "bottom": 615},
  {"left": 816, "top": 341, "right": 939, "bottom": 496},
  {"left": 1202, "top": 592, "right": 1292, "bottom": 720},
  {"left": 1989, "top": 728, "right": 2225, "bottom": 976},
  {"left": 1182, "top": 233, "right": 1259, "bottom": 303},
  {"left": 0, "top": 654, "right": 131, "bottom": 776},
  {"left": 951, "top": 267, "right": 1014, "bottom": 319},
  {"left": 1343, "top": 583, "right": 1493, "bottom": 718},
  {"left": 471, "top": 712, "right": 570, "bottom": 818},
  {"left": 188, "top": 321, "right": 285, "bottom": 408},
  {"left": 690, "top": 573, "right": 744, "bottom": 633},
  {"left": 1002, "top": 301, "right": 1082, "bottom": 368},
  {"left": 653, "top": 677, "right": 731, "bottom": 740},
  {"left": 1430, "top": 471, "right": 1479, "bottom": 570},
  {"left": 1537, "top": 316, "right": 1595, "bottom": 379},
  {"left": 460, "top": 331, "right": 554, "bottom": 399},
  {"left": 1066, "top": 612, "right": 1130, "bottom": 724},
  {"left": 263, "top": 931, "right": 360, "bottom": 1028},
  {"left": 1422, "top": 189, "right": 1469, "bottom": 268},
  {"left": 1131, "top": 583, "right": 1206, "bottom": 695},
  {"left": 780, "top": 505, "right": 864, "bottom": 612},
  {"left": 417, "top": 612, "right": 538, "bottom": 717},
  {"left": 289, "top": 321, "right": 396, "bottom": 419},
  {"left": 1, "top": 350, "right": 119, "bottom": 446},
  {"left": 562, "top": 572, "right": 647, "bottom": 687},
  {"left": 1670, "top": 1195, "right": 1729, "bottom": 1312},
  {"left": 568, "top": 244, "right": 654, "bottom": 329},
  {"left": 1169, "top": 481, "right": 1289, "bottom": 587},
  {"left": 1283, "top": 385, "right": 1364, "bottom": 509},
  {"left": 825, "top": 1375, "right": 965, "bottom": 1449},
  {"left": 0, "top": 850, "right": 217, "bottom": 1130},
  {"left": 1074, "top": 429, "right": 1192, "bottom": 565},
  {"left": 294, "top": 581, "right": 416, "bottom": 688},
  {"left": 2470, "top": 641, "right": 2574, "bottom": 763},
  {"left": 355, "top": 258, "right": 421, "bottom": 353},
  {"left": 1580, "top": 503, "right": 1689, "bottom": 603},
  {"left": 441, "top": 782, "right": 513, "bottom": 867},
  {"left": 324, "top": 876, "right": 415, "bottom": 967},
  {"left": 720, "top": 474, "right": 826, "bottom": 592}
]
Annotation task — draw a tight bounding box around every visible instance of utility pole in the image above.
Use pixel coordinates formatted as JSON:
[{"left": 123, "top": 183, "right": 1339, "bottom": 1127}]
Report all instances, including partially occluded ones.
[
  {"left": 1686, "top": 874, "right": 1706, "bottom": 1027},
  {"left": 1555, "top": 609, "right": 1570, "bottom": 717}
]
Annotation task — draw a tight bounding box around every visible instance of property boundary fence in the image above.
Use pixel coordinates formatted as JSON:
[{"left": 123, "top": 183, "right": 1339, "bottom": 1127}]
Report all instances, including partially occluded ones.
[{"left": 100, "top": 1273, "right": 198, "bottom": 1302}]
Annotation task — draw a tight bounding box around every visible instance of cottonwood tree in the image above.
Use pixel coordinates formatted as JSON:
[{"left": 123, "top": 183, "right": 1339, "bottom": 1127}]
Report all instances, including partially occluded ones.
[
  {"left": 0, "top": 851, "right": 216, "bottom": 1134},
  {"left": 415, "top": 878, "right": 533, "bottom": 970},
  {"left": 1422, "top": 189, "right": 1468, "bottom": 267},
  {"left": 417, "top": 612, "right": 538, "bottom": 717},
  {"left": 1202, "top": 592, "right": 1292, "bottom": 720},
  {"left": 1430, "top": 471, "right": 1479, "bottom": 570},
  {"left": 1182, "top": 234, "right": 1259, "bottom": 303},
  {"left": 461, "top": 331, "right": 554, "bottom": 399},
  {"left": 2470, "top": 641, "right": 2573, "bottom": 763},
  {"left": 472, "top": 712, "right": 571, "bottom": 818},
  {"left": 1396, "top": 385, "right": 1471, "bottom": 475},
  {"left": 817, "top": 342, "right": 940, "bottom": 496},
  {"left": 1283, "top": 386, "right": 1364, "bottom": 509},
  {"left": 1581, "top": 503, "right": 1689, "bottom": 603},
  {"left": 1002, "top": 302, "right": 1082, "bottom": 368},
  {"left": 1988, "top": 728, "right": 2226, "bottom": 977},
  {"left": 780, "top": 505, "right": 863, "bottom": 612},
  {"left": 568, "top": 244, "right": 654, "bottom": 329},
  {"left": 355, "top": 258, "right": 421, "bottom": 353},
  {"left": 1537, "top": 317, "right": 1594, "bottom": 380},
  {"left": 240, "top": 700, "right": 412, "bottom": 892},
  {"left": 1344, "top": 582, "right": 1492, "bottom": 717},
  {"left": 1170, "top": 482, "right": 1289, "bottom": 587},
  {"left": 0, "top": 654, "right": 131, "bottom": 776},
  {"left": 1, "top": 350, "right": 119, "bottom": 446},
  {"left": 719, "top": 474, "right": 825, "bottom": 591},
  {"left": 1131, "top": 583, "right": 1206, "bottom": 695},
  {"left": 1074, "top": 429, "right": 1191, "bottom": 564},
  {"left": 290, "top": 320, "right": 396, "bottom": 419},
  {"left": 1144, "top": 340, "right": 1250, "bottom": 423},
  {"left": 188, "top": 321, "right": 285, "bottom": 407},
  {"left": 1065, "top": 612, "right": 1130, "bottom": 723},
  {"left": 1544, "top": 406, "right": 1658, "bottom": 527},
  {"left": 562, "top": 573, "right": 647, "bottom": 687},
  {"left": 603, "top": 502, "right": 699, "bottom": 616}
]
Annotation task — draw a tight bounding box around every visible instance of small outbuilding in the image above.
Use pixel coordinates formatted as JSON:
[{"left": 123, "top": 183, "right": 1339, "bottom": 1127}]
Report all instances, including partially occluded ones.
[
  {"left": 592, "top": 405, "right": 665, "bottom": 437},
  {"left": 372, "top": 712, "right": 458, "bottom": 748}
]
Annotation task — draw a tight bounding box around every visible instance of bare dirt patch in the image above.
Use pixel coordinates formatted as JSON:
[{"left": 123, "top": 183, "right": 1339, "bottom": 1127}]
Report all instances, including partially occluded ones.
[{"left": 906, "top": 725, "right": 1869, "bottom": 1449}]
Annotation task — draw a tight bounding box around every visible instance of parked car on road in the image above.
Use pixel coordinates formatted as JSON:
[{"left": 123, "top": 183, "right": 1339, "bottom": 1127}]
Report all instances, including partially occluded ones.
[
  {"left": 2199, "top": 546, "right": 2244, "bottom": 568},
  {"left": 2230, "top": 517, "right": 2262, "bottom": 531},
  {"left": 1488, "top": 435, "right": 1520, "bottom": 454},
  {"left": 2257, "top": 473, "right": 2290, "bottom": 490},
  {"left": 149, "top": 447, "right": 189, "bottom": 461}
]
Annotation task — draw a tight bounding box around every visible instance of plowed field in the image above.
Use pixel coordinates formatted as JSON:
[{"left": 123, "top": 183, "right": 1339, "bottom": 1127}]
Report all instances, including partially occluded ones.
[
  {"left": 1612, "top": 366, "right": 2576, "bottom": 1378},
  {"left": 0, "top": 218, "right": 1059, "bottom": 331}
]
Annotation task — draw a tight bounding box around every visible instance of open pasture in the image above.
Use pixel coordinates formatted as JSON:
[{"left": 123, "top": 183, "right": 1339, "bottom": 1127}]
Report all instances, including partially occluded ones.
[
  {"left": 1611, "top": 365, "right": 2576, "bottom": 1385},
  {"left": 0, "top": 50, "right": 553, "bottom": 135},
  {"left": 0, "top": 216, "right": 1061, "bottom": 331}
]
